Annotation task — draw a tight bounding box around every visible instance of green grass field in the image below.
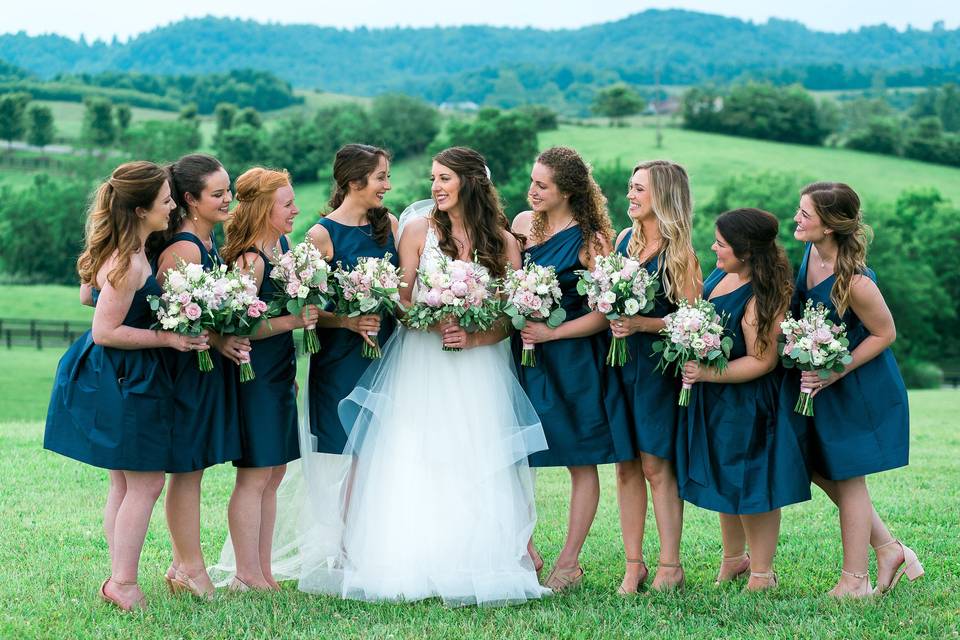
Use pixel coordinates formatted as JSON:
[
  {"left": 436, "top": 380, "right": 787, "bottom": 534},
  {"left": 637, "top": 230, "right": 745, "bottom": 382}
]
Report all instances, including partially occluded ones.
[{"left": 0, "top": 389, "right": 956, "bottom": 639}]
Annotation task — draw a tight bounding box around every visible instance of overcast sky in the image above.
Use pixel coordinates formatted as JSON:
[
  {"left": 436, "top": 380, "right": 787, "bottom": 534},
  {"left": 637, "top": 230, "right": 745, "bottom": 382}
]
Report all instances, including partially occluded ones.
[{"left": 3, "top": 0, "right": 957, "bottom": 41}]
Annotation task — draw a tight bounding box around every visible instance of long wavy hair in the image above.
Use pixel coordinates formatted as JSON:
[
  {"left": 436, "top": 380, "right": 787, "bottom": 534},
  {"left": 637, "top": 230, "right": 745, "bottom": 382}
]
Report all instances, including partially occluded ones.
[
  {"left": 146, "top": 153, "right": 225, "bottom": 260},
  {"left": 326, "top": 144, "right": 392, "bottom": 246},
  {"left": 800, "top": 182, "right": 873, "bottom": 318},
  {"left": 77, "top": 161, "right": 168, "bottom": 288},
  {"left": 716, "top": 208, "right": 793, "bottom": 355},
  {"left": 221, "top": 167, "right": 291, "bottom": 267},
  {"left": 627, "top": 160, "right": 699, "bottom": 304},
  {"left": 531, "top": 146, "right": 613, "bottom": 256},
  {"left": 432, "top": 146, "right": 516, "bottom": 279}
]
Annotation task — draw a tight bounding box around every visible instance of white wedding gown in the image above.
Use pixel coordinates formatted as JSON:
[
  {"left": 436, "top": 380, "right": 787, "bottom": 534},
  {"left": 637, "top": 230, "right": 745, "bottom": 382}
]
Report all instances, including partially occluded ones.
[{"left": 212, "top": 214, "right": 550, "bottom": 607}]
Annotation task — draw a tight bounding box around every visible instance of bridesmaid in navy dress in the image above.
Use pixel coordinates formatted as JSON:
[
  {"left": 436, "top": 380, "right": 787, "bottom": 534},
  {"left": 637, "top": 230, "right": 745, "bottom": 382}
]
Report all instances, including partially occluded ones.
[
  {"left": 306, "top": 145, "right": 400, "bottom": 454},
  {"left": 45, "top": 161, "right": 209, "bottom": 611},
  {"left": 220, "top": 167, "right": 319, "bottom": 591},
  {"left": 676, "top": 209, "right": 809, "bottom": 591},
  {"left": 605, "top": 160, "right": 702, "bottom": 593},
  {"left": 511, "top": 147, "right": 620, "bottom": 592},
  {"left": 785, "top": 182, "right": 921, "bottom": 597},
  {"left": 148, "top": 154, "right": 247, "bottom": 598}
]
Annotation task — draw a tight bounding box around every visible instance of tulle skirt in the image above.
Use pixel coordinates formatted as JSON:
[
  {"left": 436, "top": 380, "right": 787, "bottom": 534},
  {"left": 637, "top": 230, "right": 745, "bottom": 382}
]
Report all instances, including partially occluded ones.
[{"left": 212, "top": 327, "right": 550, "bottom": 607}]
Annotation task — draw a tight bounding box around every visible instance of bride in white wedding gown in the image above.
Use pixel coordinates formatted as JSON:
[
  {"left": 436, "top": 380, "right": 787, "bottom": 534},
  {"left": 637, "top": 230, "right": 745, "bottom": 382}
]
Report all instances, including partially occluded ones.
[{"left": 212, "top": 147, "right": 550, "bottom": 606}]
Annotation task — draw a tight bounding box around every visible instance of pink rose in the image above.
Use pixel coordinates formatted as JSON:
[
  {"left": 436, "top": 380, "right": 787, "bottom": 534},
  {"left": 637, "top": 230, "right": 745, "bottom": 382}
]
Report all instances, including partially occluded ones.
[
  {"left": 178, "top": 292, "right": 192, "bottom": 304},
  {"left": 426, "top": 289, "right": 442, "bottom": 307},
  {"left": 286, "top": 281, "right": 301, "bottom": 297},
  {"left": 247, "top": 304, "right": 262, "bottom": 318},
  {"left": 184, "top": 303, "right": 202, "bottom": 320},
  {"left": 597, "top": 301, "right": 613, "bottom": 314},
  {"left": 450, "top": 281, "right": 469, "bottom": 297}
]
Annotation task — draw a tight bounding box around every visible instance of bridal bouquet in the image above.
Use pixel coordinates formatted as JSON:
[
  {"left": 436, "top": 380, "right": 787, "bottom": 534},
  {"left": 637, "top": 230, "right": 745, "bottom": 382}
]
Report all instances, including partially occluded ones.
[
  {"left": 268, "top": 240, "right": 331, "bottom": 354},
  {"left": 206, "top": 264, "right": 269, "bottom": 382},
  {"left": 331, "top": 254, "right": 405, "bottom": 359},
  {"left": 653, "top": 298, "right": 732, "bottom": 406},
  {"left": 502, "top": 260, "right": 565, "bottom": 367},
  {"left": 404, "top": 256, "right": 501, "bottom": 352},
  {"left": 779, "top": 299, "right": 852, "bottom": 416},
  {"left": 149, "top": 258, "right": 216, "bottom": 373},
  {"left": 576, "top": 253, "right": 659, "bottom": 366}
]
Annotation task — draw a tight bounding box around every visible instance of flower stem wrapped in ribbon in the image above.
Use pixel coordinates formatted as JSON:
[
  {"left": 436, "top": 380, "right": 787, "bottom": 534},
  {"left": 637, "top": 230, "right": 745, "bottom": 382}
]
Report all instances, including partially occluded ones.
[
  {"left": 268, "top": 240, "right": 331, "bottom": 354},
  {"left": 779, "top": 299, "right": 852, "bottom": 416},
  {"left": 653, "top": 298, "right": 732, "bottom": 406},
  {"left": 206, "top": 263, "right": 269, "bottom": 382},
  {"left": 502, "top": 259, "right": 565, "bottom": 367},
  {"left": 403, "top": 255, "right": 501, "bottom": 352},
  {"left": 149, "top": 257, "right": 217, "bottom": 372},
  {"left": 576, "top": 253, "right": 659, "bottom": 366},
  {"left": 331, "top": 254, "right": 406, "bottom": 359}
]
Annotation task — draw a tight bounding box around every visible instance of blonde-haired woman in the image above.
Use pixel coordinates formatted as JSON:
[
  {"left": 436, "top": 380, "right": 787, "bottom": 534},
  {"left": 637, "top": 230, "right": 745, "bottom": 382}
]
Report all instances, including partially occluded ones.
[
  {"left": 783, "top": 182, "right": 920, "bottom": 597},
  {"left": 220, "top": 167, "right": 318, "bottom": 591},
  {"left": 512, "top": 146, "right": 621, "bottom": 592},
  {"left": 45, "top": 161, "right": 209, "bottom": 610},
  {"left": 605, "top": 160, "right": 702, "bottom": 593}
]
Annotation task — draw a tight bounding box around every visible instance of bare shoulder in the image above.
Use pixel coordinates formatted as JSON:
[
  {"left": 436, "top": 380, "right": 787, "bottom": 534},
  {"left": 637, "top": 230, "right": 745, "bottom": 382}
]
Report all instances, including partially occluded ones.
[
  {"left": 511, "top": 210, "right": 534, "bottom": 235},
  {"left": 615, "top": 227, "right": 631, "bottom": 247},
  {"left": 161, "top": 239, "right": 202, "bottom": 266}
]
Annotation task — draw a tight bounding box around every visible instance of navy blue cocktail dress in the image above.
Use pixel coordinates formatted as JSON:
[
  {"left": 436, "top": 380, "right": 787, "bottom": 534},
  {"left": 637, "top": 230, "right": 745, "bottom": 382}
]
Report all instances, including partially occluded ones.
[
  {"left": 514, "top": 226, "right": 620, "bottom": 467},
  {"left": 155, "top": 232, "right": 242, "bottom": 471},
  {"left": 309, "top": 218, "right": 399, "bottom": 454},
  {"left": 234, "top": 236, "right": 300, "bottom": 468},
  {"left": 676, "top": 269, "right": 810, "bottom": 513},
  {"left": 777, "top": 244, "right": 909, "bottom": 481},
  {"left": 45, "top": 273, "right": 176, "bottom": 471},
  {"left": 605, "top": 230, "right": 680, "bottom": 461}
]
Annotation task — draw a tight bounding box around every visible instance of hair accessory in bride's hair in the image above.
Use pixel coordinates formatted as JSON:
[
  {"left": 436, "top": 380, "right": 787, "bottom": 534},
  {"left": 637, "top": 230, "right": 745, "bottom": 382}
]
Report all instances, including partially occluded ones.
[{"left": 484, "top": 165, "right": 492, "bottom": 180}]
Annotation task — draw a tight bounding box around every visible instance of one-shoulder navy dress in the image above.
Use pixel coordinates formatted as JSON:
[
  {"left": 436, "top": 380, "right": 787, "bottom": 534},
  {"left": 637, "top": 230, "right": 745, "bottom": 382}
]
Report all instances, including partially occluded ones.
[
  {"left": 514, "top": 226, "right": 619, "bottom": 467},
  {"left": 777, "top": 244, "right": 909, "bottom": 481},
  {"left": 675, "top": 268, "right": 811, "bottom": 514},
  {"left": 605, "top": 230, "right": 680, "bottom": 461},
  {"left": 44, "top": 273, "right": 176, "bottom": 471},
  {"left": 309, "top": 218, "right": 399, "bottom": 454},
  {"left": 155, "top": 232, "right": 242, "bottom": 471},
  {"left": 234, "top": 236, "right": 300, "bottom": 468}
]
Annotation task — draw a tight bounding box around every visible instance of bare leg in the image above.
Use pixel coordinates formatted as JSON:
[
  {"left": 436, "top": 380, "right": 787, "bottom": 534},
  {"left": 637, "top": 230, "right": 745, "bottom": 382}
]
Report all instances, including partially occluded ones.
[
  {"left": 641, "top": 453, "right": 684, "bottom": 589},
  {"left": 615, "top": 459, "right": 648, "bottom": 592},
  {"left": 102, "top": 471, "right": 165, "bottom": 607},
  {"left": 813, "top": 473, "right": 902, "bottom": 588},
  {"left": 165, "top": 469, "right": 214, "bottom": 593},
  {"left": 828, "top": 476, "right": 874, "bottom": 596},
  {"left": 104, "top": 470, "right": 127, "bottom": 556},
  {"left": 716, "top": 513, "right": 750, "bottom": 582},
  {"left": 259, "top": 465, "right": 287, "bottom": 589},
  {"left": 228, "top": 466, "right": 275, "bottom": 589},
  {"left": 553, "top": 465, "right": 600, "bottom": 570},
  {"left": 741, "top": 510, "right": 780, "bottom": 590}
]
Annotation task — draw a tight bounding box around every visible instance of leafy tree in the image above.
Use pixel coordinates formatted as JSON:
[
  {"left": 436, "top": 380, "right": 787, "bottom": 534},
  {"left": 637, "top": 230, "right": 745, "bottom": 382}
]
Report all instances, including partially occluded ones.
[
  {"left": 844, "top": 117, "right": 903, "bottom": 155},
  {"left": 179, "top": 103, "right": 198, "bottom": 122},
  {"left": 25, "top": 103, "right": 55, "bottom": 148},
  {"left": 515, "top": 104, "right": 559, "bottom": 131},
  {"left": 0, "top": 174, "right": 89, "bottom": 283},
  {"left": 369, "top": 94, "right": 439, "bottom": 160},
  {"left": 214, "top": 102, "right": 237, "bottom": 134},
  {"left": 234, "top": 107, "right": 262, "bottom": 129},
  {"left": 903, "top": 116, "right": 948, "bottom": 164},
  {"left": 591, "top": 84, "right": 644, "bottom": 124},
  {"left": 114, "top": 103, "right": 132, "bottom": 132},
  {"left": 121, "top": 119, "right": 202, "bottom": 163},
  {"left": 313, "top": 103, "right": 372, "bottom": 162},
  {"left": 214, "top": 123, "right": 267, "bottom": 178},
  {"left": 265, "top": 114, "right": 323, "bottom": 183},
  {"left": 591, "top": 159, "right": 631, "bottom": 232},
  {"left": 438, "top": 108, "right": 538, "bottom": 188},
  {"left": 81, "top": 96, "right": 116, "bottom": 147},
  {"left": 681, "top": 86, "right": 724, "bottom": 132},
  {"left": 936, "top": 83, "right": 960, "bottom": 132},
  {"left": 0, "top": 92, "right": 30, "bottom": 146}
]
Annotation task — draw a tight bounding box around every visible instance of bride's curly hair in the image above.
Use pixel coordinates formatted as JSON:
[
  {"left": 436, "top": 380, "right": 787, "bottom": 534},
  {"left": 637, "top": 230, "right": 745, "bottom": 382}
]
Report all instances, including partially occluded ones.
[{"left": 431, "top": 146, "right": 518, "bottom": 279}]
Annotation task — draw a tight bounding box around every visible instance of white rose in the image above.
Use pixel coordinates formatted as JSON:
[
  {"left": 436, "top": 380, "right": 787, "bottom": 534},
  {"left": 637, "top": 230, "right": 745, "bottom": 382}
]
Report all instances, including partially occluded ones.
[
  {"left": 691, "top": 337, "right": 706, "bottom": 351},
  {"left": 601, "top": 290, "right": 617, "bottom": 304},
  {"left": 297, "top": 285, "right": 310, "bottom": 299},
  {"left": 624, "top": 298, "right": 640, "bottom": 315}
]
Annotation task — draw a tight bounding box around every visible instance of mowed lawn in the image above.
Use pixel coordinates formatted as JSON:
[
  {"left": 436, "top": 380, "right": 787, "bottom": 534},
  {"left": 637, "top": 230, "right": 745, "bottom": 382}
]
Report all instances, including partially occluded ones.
[{"left": 0, "top": 332, "right": 956, "bottom": 640}]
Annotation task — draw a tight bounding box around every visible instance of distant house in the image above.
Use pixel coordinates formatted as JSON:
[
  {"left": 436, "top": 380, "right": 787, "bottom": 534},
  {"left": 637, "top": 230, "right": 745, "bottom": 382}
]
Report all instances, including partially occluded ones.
[{"left": 439, "top": 101, "right": 481, "bottom": 112}]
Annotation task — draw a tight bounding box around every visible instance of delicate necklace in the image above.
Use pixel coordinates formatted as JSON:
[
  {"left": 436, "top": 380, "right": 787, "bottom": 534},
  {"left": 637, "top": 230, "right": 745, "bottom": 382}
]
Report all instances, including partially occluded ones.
[
  {"left": 545, "top": 216, "right": 575, "bottom": 238},
  {"left": 816, "top": 247, "right": 834, "bottom": 270}
]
